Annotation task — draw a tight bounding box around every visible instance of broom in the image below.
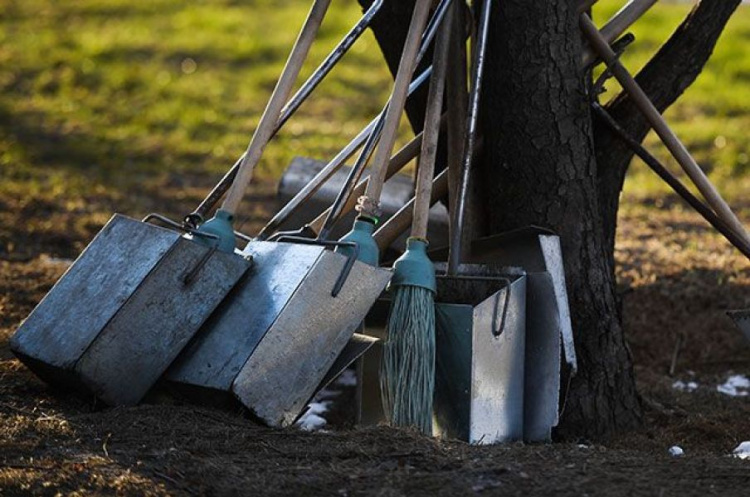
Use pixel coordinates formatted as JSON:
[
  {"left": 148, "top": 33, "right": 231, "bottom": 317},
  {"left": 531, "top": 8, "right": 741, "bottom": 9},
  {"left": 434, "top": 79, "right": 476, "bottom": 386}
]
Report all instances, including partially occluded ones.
[{"left": 380, "top": 5, "right": 453, "bottom": 434}]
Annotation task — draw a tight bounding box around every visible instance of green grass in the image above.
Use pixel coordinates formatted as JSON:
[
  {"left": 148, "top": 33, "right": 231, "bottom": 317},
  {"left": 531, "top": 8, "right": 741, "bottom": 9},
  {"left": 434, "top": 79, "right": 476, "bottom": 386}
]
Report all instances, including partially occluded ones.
[
  {"left": 0, "top": 0, "right": 392, "bottom": 206},
  {"left": 0, "top": 0, "right": 747, "bottom": 216}
]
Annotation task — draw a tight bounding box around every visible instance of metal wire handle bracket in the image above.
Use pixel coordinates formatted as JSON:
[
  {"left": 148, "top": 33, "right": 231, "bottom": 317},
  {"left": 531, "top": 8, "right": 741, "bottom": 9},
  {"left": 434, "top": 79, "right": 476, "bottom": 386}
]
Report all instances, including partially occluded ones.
[
  {"left": 492, "top": 278, "right": 511, "bottom": 337},
  {"left": 142, "top": 213, "right": 229, "bottom": 285},
  {"left": 273, "top": 235, "right": 362, "bottom": 298}
]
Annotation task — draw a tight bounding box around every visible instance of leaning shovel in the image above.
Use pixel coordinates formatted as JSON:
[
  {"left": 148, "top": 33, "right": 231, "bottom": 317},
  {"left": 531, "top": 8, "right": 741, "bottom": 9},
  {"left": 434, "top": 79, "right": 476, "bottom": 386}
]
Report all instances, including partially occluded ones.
[{"left": 10, "top": 209, "right": 251, "bottom": 407}]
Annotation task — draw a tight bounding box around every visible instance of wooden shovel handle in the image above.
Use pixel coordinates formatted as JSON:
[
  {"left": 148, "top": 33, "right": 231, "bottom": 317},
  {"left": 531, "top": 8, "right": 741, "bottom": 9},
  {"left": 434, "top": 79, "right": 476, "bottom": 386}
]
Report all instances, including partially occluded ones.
[
  {"left": 374, "top": 169, "right": 449, "bottom": 251},
  {"left": 581, "top": 0, "right": 657, "bottom": 68},
  {"left": 307, "top": 128, "right": 427, "bottom": 234},
  {"left": 580, "top": 14, "right": 750, "bottom": 245},
  {"left": 361, "top": 0, "right": 433, "bottom": 211},
  {"left": 221, "top": 0, "right": 331, "bottom": 215}
]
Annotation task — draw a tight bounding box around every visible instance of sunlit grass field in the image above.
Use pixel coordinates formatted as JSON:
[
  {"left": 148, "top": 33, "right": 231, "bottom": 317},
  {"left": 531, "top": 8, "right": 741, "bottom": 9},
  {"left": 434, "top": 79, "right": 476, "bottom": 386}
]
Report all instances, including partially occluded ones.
[{"left": 0, "top": 0, "right": 747, "bottom": 213}]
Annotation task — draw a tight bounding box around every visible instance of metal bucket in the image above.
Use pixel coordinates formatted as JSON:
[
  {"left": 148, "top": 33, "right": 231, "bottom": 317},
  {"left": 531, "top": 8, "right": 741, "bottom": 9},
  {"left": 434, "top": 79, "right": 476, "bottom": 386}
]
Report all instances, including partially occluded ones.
[
  {"left": 431, "top": 265, "right": 527, "bottom": 444},
  {"left": 167, "top": 238, "right": 391, "bottom": 427},
  {"left": 467, "top": 226, "right": 577, "bottom": 372},
  {"left": 358, "top": 266, "right": 527, "bottom": 444},
  {"left": 522, "top": 271, "right": 562, "bottom": 442},
  {"left": 438, "top": 227, "right": 576, "bottom": 441},
  {"left": 10, "top": 214, "right": 252, "bottom": 405}
]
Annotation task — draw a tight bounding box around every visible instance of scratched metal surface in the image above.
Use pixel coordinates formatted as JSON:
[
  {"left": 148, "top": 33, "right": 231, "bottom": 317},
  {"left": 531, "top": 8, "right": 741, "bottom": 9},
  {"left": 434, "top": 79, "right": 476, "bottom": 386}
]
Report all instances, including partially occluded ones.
[
  {"left": 232, "top": 252, "right": 391, "bottom": 427},
  {"left": 166, "top": 241, "right": 324, "bottom": 392},
  {"left": 74, "top": 237, "right": 251, "bottom": 406},
  {"left": 522, "top": 272, "right": 561, "bottom": 442},
  {"left": 432, "top": 270, "right": 527, "bottom": 444},
  {"left": 468, "top": 275, "right": 526, "bottom": 444},
  {"left": 10, "top": 215, "right": 179, "bottom": 374},
  {"left": 443, "top": 228, "right": 577, "bottom": 372},
  {"left": 538, "top": 235, "right": 577, "bottom": 372}
]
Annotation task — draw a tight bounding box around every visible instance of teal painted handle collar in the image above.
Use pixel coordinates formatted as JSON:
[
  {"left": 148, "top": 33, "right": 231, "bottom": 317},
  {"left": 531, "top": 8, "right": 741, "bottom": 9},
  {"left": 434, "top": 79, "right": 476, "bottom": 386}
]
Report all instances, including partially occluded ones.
[{"left": 390, "top": 237, "right": 436, "bottom": 293}]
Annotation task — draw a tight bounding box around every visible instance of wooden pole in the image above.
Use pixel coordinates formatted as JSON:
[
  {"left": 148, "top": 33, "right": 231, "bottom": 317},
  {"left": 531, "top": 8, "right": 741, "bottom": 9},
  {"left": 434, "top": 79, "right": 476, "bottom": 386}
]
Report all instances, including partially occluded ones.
[
  {"left": 221, "top": 0, "right": 331, "bottom": 215},
  {"left": 581, "top": 0, "right": 657, "bottom": 68}
]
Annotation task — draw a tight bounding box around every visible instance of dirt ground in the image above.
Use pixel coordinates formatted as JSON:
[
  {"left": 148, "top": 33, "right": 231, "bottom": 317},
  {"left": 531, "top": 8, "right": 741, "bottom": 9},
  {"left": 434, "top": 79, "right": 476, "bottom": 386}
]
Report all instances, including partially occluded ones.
[{"left": 1, "top": 180, "right": 749, "bottom": 496}]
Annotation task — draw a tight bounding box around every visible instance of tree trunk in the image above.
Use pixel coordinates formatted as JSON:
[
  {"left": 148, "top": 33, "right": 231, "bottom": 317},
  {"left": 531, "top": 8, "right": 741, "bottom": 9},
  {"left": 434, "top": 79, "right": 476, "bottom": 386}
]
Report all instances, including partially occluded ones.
[{"left": 479, "top": 0, "right": 641, "bottom": 438}]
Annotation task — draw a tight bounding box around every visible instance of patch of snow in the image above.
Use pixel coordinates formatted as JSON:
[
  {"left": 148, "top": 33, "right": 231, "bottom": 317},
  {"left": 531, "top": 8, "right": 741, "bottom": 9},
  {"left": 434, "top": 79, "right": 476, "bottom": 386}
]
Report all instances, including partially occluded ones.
[
  {"left": 297, "top": 413, "right": 327, "bottom": 431},
  {"left": 732, "top": 441, "right": 750, "bottom": 460},
  {"left": 335, "top": 369, "right": 357, "bottom": 387},
  {"left": 315, "top": 388, "right": 341, "bottom": 400},
  {"left": 673, "top": 380, "right": 699, "bottom": 392},
  {"left": 295, "top": 400, "right": 332, "bottom": 431},
  {"left": 668, "top": 446, "right": 684, "bottom": 457},
  {"left": 41, "top": 255, "right": 74, "bottom": 267},
  {"left": 716, "top": 375, "right": 750, "bottom": 397}
]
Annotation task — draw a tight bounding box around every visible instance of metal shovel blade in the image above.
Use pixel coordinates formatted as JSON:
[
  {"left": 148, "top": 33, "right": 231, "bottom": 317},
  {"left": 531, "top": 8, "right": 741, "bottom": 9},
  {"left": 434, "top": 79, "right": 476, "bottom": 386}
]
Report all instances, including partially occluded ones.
[
  {"left": 10, "top": 214, "right": 251, "bottom": 405},
  {"left": 231, "top": 250, "right": 390, "bottom": 427},
  {"left": 432, "top": 265, "right": 527, "bottom": 444},
  {"left": 727, "top": 310, "right": 750, "bottom": 342},
  {"left": 166, "top": 241, "right": 326, "bottom": 399},
  {"left": 167, "top": 240, "right": 391, "bottom": 427}
]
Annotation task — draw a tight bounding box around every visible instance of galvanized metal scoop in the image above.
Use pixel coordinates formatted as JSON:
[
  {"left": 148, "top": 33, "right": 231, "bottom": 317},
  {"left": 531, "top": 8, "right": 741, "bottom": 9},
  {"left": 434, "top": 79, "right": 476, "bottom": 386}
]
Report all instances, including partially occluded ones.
[
  {"left": 11, "top": 214, "right": 251, "bottom": 405},
  {"left": 11, "top": 0, "right": 335, "bottom": 406}
]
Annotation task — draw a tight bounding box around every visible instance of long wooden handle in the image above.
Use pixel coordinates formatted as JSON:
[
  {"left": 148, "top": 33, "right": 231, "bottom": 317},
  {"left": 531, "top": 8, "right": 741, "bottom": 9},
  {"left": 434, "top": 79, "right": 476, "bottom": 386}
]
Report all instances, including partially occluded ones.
[
  {"left": 308, "top": 131, "right": 424, "bottom": 234},
  {"left": 580, "top": 14, "right": 750, "bottom": 244},
  {"left": 581, "top": 0, "right": 657, "bottom": 68},
  {"left": 374, "top": 169, "right": 449, "bottom": 250},
  {"left": 361, "top": 0, "right": 432, "bottom": 211},
  {"left": 411, "top": 5, "right": 452, "bottom": 240},
  {"left": 221, "top": 0, "right": 331, "bottom": 215}
]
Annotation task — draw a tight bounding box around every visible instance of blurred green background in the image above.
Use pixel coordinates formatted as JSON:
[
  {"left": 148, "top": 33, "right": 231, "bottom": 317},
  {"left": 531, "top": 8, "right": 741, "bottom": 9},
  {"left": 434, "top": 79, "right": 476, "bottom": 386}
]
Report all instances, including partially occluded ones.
[{"left": 0, "top": 0, "right": 747, "bottom": 224}]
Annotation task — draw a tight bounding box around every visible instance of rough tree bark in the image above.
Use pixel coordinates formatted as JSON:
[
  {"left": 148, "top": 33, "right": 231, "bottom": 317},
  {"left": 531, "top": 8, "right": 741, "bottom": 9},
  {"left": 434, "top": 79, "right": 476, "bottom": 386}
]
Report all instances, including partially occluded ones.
[
  {"left": 359, "top": 0, "right": 741, "bottom": 438},
  {"left": 478, "top": 0, "right": 641, "bottom": 438}
]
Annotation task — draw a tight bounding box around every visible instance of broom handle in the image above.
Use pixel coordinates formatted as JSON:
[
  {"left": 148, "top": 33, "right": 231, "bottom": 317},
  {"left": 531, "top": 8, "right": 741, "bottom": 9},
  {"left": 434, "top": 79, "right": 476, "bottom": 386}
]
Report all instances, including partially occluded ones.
[
  {"left": 580, "top": 14, "right": 750, "bottom": 245},
  {"left": 306, "top": 116, "right": 448, "bottom": 236},
  {"left": 220, "top": 0, "right": 331, "bottom": 215},
  {"left": 307, "top": 131, "right": 425, "bottom": 234},
  {"left": 580, "top": 0, "right": 657, "bottom": 68},
  {"left": 359, "top": 0, "right": 433, "bottom": 215},
  {"left": 411, "top": 4, "right": 453, "bottom": 239},
  {"left": 374, "top": 170, "right": 449, "bottom": 250}
]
